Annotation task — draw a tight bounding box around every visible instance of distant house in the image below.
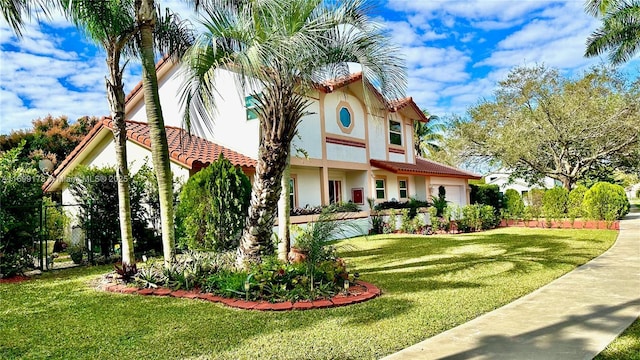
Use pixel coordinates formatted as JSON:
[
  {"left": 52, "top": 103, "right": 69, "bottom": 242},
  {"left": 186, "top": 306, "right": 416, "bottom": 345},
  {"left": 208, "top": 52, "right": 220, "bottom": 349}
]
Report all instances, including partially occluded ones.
[
  {"left": 484, "top": 170, "right": 560, "bottom": 198},
  {"left": 44, "top": 58, "right": 480, "bottom": 231}
]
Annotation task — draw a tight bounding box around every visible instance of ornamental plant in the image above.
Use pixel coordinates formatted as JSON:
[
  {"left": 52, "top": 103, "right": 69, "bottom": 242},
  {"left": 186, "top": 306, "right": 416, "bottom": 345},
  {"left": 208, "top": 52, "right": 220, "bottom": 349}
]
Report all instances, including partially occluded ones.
[
  {"left": 176, "top": 155, "right": 251, "bottom": 252},
  {"left": 0, "top": 142, "right": 42, "bottom": 277},
  {"left": 503, "top": 189, "right": 524, "bottom": 219},
  {"left": 567, "top": 185, "right": 588, "bottom": 221},
  {"left": 542, "top": 187, "right": 569, "bottom": 221},
  {"left": 582, "top": 182, "right": 630, "bottom": 221}
]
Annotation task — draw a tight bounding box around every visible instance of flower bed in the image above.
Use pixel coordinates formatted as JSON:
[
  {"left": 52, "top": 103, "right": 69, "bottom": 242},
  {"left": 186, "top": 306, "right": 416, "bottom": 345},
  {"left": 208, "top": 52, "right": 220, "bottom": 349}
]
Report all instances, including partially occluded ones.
[{"left": 101, "top": 281, "right": 381, "bottom": 311}]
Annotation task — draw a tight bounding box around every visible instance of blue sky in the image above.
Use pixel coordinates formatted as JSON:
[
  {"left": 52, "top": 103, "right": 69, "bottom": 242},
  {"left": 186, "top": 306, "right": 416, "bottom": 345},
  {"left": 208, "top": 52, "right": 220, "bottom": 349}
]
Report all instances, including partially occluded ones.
[{"left": 0, "top": 0, "right": 636, "bottom": 134}]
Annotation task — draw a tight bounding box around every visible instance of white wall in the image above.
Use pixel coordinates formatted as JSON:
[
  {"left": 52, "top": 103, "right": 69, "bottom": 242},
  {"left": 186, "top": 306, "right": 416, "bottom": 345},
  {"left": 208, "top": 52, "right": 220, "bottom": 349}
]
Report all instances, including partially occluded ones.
[
  {"left": 128, "top": 66, "right": 261, "bottom": 159},
  {"left": 368, "top": 114, "right": 386, "bottom": 161},
  {"left": 323, "top": 92, "right": 366, "bottom": 140},
  {"left": 292, "top": 167, "right": 322, "bottom": 207},
  {"left": 292, "top": 101, "right": 322, "bottom": 159},
  {"left": 326, "top": 143, "right": 367, "bottom": 163}
]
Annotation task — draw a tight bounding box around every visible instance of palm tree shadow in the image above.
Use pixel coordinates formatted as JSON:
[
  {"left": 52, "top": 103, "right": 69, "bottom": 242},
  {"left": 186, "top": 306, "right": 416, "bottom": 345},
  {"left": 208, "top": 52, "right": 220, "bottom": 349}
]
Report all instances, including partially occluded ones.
[{"left": 435, "top": 298, "right": 640, "bottom": 360}]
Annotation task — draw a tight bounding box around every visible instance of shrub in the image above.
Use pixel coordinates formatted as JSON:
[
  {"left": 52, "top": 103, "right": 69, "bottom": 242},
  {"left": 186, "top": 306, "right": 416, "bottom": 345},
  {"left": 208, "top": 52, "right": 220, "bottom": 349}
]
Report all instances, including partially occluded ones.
[
  {"left": 503, "top": 189, "right": 524, "bottom": 219},
  {"left": 176, "top": 155, "right": 251, "bottom": 252},
  {"left": 67, "top": 244, "right": 85, "bottom": 264},
  {"left": 527, "top": 189, "right": 545, "bottom": 218},
  {"left": 470, "top": 184, "right": 502, "bottom": 210},
  {"left": 542, "top": 187, "right": 569, "bottom": 220},
  {"left": 583, "top": 182, "right": 630, "bottom": 221},
  {"left": 567, "top": 185, "right": 588, "bottom": 220},
  {"left": 0, "top": 142, "right": 42, "bottom": 277}
]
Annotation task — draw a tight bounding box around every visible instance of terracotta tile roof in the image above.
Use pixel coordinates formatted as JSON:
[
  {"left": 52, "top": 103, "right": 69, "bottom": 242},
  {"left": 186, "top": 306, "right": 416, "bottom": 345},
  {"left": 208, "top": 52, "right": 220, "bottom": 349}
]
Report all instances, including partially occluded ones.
[
  {"left": 43, "top": 118, "right": 256, "bottom": 192},
  {"left": 317, "top": 73, "right": 363, "bottom": 92},
  {"left": 370, "top": 157, "right": 481, "bottom": 179},
  {"left": 106, "top": 119, "right": 256, "bottom": 169},
  {"left": 317, "top": 72, "right": 428, "bottom": 123}
]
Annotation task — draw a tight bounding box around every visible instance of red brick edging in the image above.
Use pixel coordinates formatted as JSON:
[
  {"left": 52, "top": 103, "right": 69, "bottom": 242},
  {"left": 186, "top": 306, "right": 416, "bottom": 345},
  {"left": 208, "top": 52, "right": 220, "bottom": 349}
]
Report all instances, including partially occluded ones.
[{"left": 102, "top": 281, "right": 381, "bottom": 311}]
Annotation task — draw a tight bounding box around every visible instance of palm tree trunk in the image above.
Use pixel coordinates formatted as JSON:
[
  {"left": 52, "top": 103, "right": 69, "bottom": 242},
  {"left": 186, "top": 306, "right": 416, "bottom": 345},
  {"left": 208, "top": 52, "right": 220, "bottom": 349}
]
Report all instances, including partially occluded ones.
[
  {"left": 277, "top": 154, "right": 291, "bottom": 262},
  {"left": 136, "top": 0, "right": 175, "bottom": 266},
  {"left": 105, "top": 48, "right": 135, "bottom": 265}
]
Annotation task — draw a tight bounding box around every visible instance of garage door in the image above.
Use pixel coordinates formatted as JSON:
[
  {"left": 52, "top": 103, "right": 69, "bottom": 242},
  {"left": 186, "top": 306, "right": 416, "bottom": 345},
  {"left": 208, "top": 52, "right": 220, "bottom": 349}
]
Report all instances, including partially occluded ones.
[{"left": 444, "top": 186, "right": 462, "bottom": 206}]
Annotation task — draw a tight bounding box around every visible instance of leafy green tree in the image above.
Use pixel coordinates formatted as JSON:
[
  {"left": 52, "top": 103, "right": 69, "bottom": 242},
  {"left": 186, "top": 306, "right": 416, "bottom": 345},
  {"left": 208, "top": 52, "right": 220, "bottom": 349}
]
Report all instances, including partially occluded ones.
[
  {"left": 176, "top": 155, "right": 251, "bottom": 251},
  {"left": 0, "top": 115, "right": 98, "bottom": 165},
  {"left": 503, "top": 189, "right": 524, "bottom": 219},
  {"left": 450, "top": 65, "right": 640, "bottom": 189},
  {"left": 0, "top": 142, "right": 42, "bottom": 277},
  {"left": 413, "top": 111, "right": 446, "bottom": 158},
  {"left": 181, "top": 0, "right": 406, "bottom": 266}
]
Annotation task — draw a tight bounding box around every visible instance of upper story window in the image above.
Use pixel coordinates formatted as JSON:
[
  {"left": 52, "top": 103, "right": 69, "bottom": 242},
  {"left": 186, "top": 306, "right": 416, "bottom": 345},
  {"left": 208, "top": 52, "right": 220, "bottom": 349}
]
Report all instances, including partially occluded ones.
[
  {"left": 339, "top": 107, "right": 351, "bottom": 128},
  {"left": 245, "top": 95, "right": 259, "bottom": 120},
  {"left": 336, "top": 101, "right": 354, "bottom": 134},
  {"left": 389, "top": 119, "right": 402, "bottom": 145}
]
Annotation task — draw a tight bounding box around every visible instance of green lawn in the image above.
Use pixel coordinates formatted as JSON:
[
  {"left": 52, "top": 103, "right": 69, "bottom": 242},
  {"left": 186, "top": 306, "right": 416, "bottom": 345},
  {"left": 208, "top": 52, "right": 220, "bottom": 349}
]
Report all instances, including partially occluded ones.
[{"left": 1, "top": 227, "right": 617, "bottom": 359}]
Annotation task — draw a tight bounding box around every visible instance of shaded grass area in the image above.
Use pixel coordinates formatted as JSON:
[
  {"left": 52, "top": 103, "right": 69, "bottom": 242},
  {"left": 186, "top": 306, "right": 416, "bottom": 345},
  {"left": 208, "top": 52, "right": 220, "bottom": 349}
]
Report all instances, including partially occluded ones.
[
  {"left": 0, "top": 227, "right": 617, "bottom": 359},
  {"left": 596, "top": 317, "right": 640, "bottom": 360}
]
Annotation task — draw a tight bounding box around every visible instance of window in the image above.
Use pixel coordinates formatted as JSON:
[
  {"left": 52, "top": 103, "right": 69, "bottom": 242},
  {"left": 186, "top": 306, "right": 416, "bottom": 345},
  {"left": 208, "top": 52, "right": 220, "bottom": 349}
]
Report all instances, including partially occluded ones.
[
  {"left": 339, "top": 107, "right": 352, "bottom": 128},
  {"left": 329, "top": 180, "right": 342, "bottom": 204},
  {"left": 245, "top": 95, "right": 259, "bottom": 120},
  {"left": 336, "top": 102, "right": 354, "bottom": 133},
  {"left": 375, "top": 179, "right": 386, "bottom": 199},
  {"left": 289, "top": 177, "right": 296, "bottom": 208},
  {"left": 398, "top": 178, "right": 408, "bottom": 199},
  {"left": 389, "top": 119, "right": 402, "bottom": 145}
]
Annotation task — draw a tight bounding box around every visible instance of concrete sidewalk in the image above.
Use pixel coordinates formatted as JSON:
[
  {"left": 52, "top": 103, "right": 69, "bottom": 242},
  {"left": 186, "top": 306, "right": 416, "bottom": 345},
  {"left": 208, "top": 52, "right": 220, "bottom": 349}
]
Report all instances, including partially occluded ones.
[{"left": 383, "top": 208, "right": 640, "bottom": 360}]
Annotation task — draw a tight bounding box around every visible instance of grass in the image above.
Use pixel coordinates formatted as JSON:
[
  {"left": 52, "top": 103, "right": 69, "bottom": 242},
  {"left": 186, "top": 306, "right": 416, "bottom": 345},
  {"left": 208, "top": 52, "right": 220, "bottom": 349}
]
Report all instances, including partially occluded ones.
[
  {"left": 595, "top": 317, "right": 640, "bottom": 360},
  {"left": 0, "top": 227, "right": 617, "bottom": 359}
]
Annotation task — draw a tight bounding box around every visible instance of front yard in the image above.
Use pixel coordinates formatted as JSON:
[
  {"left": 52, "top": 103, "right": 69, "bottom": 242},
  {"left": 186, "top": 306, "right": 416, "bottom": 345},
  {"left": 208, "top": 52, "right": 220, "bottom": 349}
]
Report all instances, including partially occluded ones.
[{"left": 0, "top": 227, "right": 617, "bottom": 359}]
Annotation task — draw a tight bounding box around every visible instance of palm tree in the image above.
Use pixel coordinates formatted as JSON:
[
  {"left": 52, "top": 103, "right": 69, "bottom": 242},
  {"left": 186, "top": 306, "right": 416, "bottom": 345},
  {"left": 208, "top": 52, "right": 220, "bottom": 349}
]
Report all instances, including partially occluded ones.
[
  {"left": 63, "top": 1, "right": 192, "bottom": 266},
  {"left": 413, "top": 110, "right": 447, "bottom": 158},
  {"left": 585, "top": 0, "right": 640, "bottom": 64},
  {"left": 62, "top": 0, "right": 138, "bottom": 266},
  {"left": 133, "top": 0, "right": 193, "bottom": 266},
  {"left": 181, "top": 0, "right": 406, "bottom": 267},
  {"left": 0, "top": 0, "right": 51, "bottom": 36}
]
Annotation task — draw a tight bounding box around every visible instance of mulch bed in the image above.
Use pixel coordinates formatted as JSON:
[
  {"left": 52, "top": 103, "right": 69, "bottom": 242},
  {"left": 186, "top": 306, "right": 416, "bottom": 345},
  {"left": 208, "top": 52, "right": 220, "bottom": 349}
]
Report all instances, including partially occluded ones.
[
  {"left": 0, "top": 275, "right": 31, "bottom": 284},
  {"left": 101, "top": 281, "right": 382, "bottom": 311}
]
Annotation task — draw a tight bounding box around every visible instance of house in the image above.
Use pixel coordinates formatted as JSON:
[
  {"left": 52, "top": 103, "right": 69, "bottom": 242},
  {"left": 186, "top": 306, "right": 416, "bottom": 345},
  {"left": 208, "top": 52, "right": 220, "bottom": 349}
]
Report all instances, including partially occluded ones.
[
  {"left": 44, "top": 58, "right": 480, "bottom": 231},
  {"left": 484, "top": 170, "right": 560, "bottom": 198}
]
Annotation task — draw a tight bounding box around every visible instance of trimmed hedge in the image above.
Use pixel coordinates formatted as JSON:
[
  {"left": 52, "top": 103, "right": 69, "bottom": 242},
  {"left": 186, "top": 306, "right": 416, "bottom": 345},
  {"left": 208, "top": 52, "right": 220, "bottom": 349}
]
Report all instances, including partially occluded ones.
[{"left": 582, "top": 182, "right": 630, "bottom": 221}]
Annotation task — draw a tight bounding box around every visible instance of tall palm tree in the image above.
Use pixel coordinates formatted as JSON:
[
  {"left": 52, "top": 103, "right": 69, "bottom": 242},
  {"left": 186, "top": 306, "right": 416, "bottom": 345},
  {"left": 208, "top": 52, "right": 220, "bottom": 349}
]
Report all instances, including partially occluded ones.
[
  {"left": 63, "top": 1, "right": 192, "bottom": 266},
  {"left": 62, "top": 0, "right": 138, "bottom": 266},
  {"left": 413, "top": 110, "right": 447, "bottom": 158},
  {"left": 133, "top": 0, "right": 193, "bottom": 266},
  {"left": 585, "top": 0, "right": 640, "bottom": 64},
  {"left": 181, "top": 0, "right": 406, "bottom": 267}
]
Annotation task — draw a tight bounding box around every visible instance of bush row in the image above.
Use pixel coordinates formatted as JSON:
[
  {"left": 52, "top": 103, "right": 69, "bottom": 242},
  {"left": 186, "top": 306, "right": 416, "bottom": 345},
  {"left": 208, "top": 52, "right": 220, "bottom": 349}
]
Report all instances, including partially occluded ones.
[{"left": 498, "top": 182, "right": 629, "bottom": 221}]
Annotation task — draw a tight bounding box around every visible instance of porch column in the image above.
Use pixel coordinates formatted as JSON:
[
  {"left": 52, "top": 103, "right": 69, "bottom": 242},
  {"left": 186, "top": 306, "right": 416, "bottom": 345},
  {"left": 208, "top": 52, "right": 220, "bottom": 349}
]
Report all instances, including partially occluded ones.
[{"left": 320, "top": 166, "right": 329, "bottom": 205}]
